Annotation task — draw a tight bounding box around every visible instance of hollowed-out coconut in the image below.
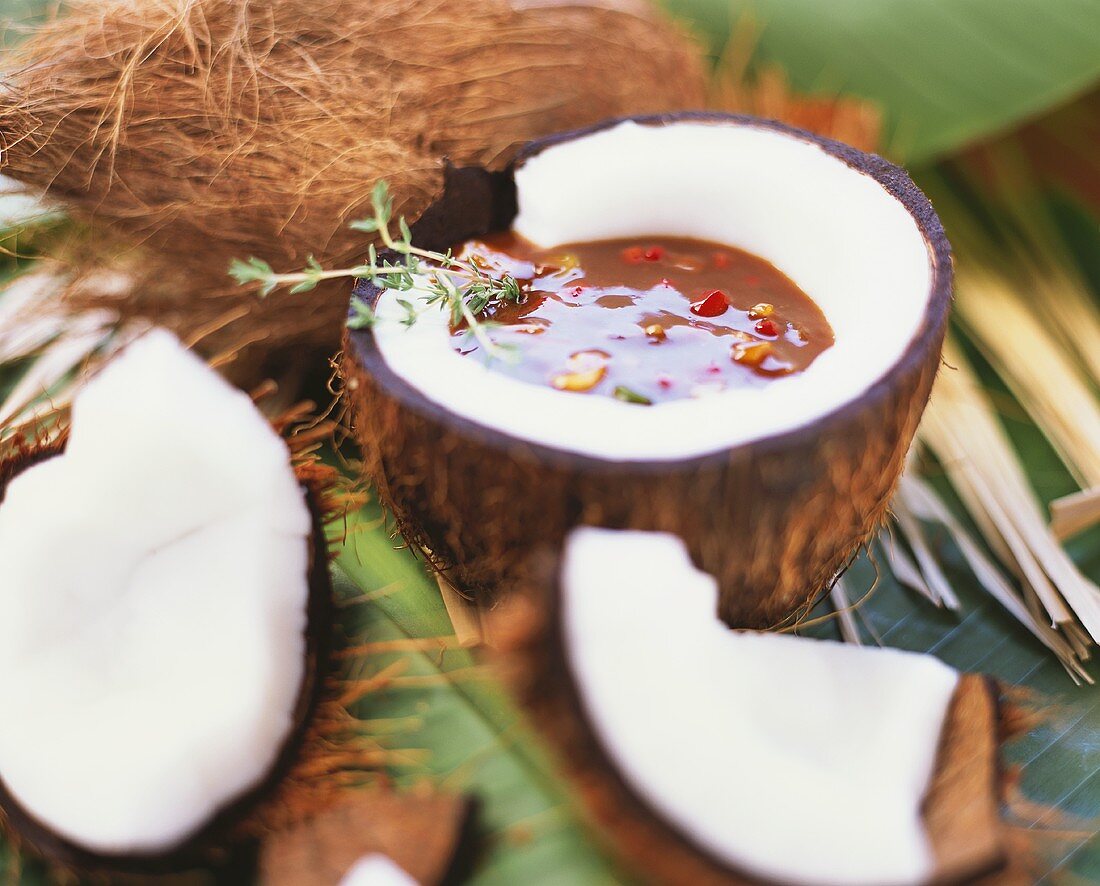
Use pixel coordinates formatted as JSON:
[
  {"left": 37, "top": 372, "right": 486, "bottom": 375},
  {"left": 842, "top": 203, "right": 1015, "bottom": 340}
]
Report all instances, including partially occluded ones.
[
  {"left": 342, "top": 112, "right": 953, "bottom": 627},
  {"left": 0, "top": 331, "right": 333, "bottom": 875},
  {"left": 493, "top": 527, "right": 1007, "bottom": 886}
]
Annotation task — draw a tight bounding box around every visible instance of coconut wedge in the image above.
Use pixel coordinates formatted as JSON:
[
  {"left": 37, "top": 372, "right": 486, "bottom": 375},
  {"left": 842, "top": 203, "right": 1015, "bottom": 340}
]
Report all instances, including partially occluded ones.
[
  {"left": 0, "top": 331, "right": 332, "bottom": 874},
  {"left": 343, "top": 113, "right": 953, "bottom": 627},
  {"left": 495, "top": 528, "right": 1006, "bottom": 886},
  {"left": 259, "top": 791, "right": 473, "bottom": 886}
]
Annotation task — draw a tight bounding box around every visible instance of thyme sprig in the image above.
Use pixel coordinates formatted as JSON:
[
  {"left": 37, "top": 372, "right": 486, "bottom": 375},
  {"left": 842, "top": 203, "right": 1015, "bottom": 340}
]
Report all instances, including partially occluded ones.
[{"left": 229, "top": 181, "right": 524, "bottom": 359}]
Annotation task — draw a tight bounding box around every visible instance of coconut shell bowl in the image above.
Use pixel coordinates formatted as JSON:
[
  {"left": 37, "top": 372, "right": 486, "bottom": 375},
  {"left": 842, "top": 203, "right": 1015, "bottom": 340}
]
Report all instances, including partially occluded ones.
[{"left": 342, "top": 112, "right": 952, "bottom": 629}]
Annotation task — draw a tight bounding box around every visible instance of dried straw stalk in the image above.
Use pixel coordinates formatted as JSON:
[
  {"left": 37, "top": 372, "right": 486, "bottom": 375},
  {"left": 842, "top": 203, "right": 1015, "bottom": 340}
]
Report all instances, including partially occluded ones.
[
  {"left": 953, "top": 269, "right": 1100, "bottom": 492},
  {"left": 952, "top": 264, "right": 1100, "bottom": 542},
  {"left": 917, "top": 336, "right": 1099, "bottom": 679},
  {"left": 892, "top": 472, "right": 1090, "bottom": 682},
  {"left": 936, "top": 145, "right": 1100, "bottom": 539}
]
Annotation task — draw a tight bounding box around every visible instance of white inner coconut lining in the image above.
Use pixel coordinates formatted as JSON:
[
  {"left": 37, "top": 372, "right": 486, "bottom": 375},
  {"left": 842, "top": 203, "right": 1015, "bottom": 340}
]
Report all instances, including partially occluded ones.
[
  {"left": 562, "top": 527, "right": 959, "bottom": 886},
  {"left": 0, "top": 330, "right": 312, "bottom": 855},
  {"left": 373, "top": 119, "right": 935, "bottom": 461}
]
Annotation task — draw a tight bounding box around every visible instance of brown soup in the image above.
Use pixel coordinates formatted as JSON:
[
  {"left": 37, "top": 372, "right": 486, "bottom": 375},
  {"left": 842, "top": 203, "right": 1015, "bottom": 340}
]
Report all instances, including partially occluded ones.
[{"left": 451, "top": 233, "right": 834, "bottom": 405}]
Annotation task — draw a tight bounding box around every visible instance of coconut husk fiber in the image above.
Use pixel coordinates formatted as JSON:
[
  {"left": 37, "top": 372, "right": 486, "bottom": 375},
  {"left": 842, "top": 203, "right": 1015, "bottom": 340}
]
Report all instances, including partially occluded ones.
[{"left": 0, "top": 0, "right": 706, "bottom": 362}]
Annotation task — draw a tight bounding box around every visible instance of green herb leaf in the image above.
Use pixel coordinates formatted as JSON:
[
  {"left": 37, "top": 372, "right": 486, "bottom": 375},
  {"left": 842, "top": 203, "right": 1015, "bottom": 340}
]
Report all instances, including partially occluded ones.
[
  {"left": 288, "top": 278, "right": 318, "bottom": 295},
  {"left": 228, "top": 256, "right": 274, "bottom": 285},
  {"left": 346, "top": 298, "right": 376, "bottom": 330},
  {"left": 613, "top": 385, "right": 653, "bottom": 405}
]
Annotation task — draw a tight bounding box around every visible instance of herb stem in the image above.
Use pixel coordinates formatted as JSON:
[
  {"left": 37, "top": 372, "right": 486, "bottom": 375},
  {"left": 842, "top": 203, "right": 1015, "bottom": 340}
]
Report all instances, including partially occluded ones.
[{"left": 228, "top": 180, "right": 524, "bottom": 360}]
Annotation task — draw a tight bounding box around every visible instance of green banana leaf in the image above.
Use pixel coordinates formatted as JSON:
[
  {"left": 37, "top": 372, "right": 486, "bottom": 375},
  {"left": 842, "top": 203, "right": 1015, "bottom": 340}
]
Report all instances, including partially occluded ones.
[
  {"left": 332, "top": 503, "right": 623, "bottom": 886},
  {"left": 666, "top": 0, "right": 1100, "bottom": 164}
]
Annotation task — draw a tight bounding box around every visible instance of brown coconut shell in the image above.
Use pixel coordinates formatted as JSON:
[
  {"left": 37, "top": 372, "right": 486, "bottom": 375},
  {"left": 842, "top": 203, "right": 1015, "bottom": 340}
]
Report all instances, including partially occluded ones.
[
  {"left": 0, "top": 0, "right": 706, "bottom": 360},
  {"left": 341, "top": 112, "right": 954, "bottom": 628},
  {"left": 258, "top": 790, "right": 474, "bottom": 886},
  {"left": 0, "top": 441, "right": 335, "bottom": 877},
  {"left": 490, "top": 553, "right": 1009, "bottom": 886}
]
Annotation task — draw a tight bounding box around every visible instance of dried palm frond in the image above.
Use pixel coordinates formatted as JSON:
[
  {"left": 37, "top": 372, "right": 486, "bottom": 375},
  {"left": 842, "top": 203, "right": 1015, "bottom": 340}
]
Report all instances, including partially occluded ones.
[
  {"left": 1051, "top": 488, "right": 1100, "bottom": 543},
  {"left": 952, "top": 266, "right": 1100, "bottom": 492},
  {"left": 917, "top": 336, "right": 1100, "bottom": 668},
  {"left": 893, "top": 471, "right": 1091, "bottom": 682},
  {"left": 930, "top": 147, "right": 1100, "bottom": 540},
  {"left": 886, "top": 490, "right": 962, "bottom": 612}
]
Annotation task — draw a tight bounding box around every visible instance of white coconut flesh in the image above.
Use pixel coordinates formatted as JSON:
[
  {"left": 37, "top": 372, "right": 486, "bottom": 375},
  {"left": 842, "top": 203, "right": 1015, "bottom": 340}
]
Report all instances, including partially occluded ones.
[
  {"left": 340, "top": 854, "right": 418, "bottom": 886},
  {"left": 0, "top": 329, "right": 312, "bottom": 855},
  {"left": 562, "top": 527, "right": 959, "bottom": 886},
  {"left": 372, "top": 119, "right": 936, "bottom": 461}
]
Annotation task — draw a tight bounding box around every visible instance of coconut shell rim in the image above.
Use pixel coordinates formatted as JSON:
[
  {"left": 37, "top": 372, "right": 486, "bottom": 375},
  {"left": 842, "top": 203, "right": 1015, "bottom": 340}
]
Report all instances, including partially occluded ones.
[
  {"left": 0, "top": 444, "right": 334, "bottom": 876},
  {"left": 345, "top": 110, "right": 953, "bottom": 475}
]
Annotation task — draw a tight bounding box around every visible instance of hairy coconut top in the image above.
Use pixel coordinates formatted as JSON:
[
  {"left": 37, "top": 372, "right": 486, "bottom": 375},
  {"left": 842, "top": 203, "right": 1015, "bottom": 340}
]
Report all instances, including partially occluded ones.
[
  {"left": 369, "top": 116, "right": 949, "bottom": 461},
  {"left": 0, "top": 329, "right": 313, "bottom": 857},
  {"left": 0, "top": 0, "right": 706, "bottom": 356},
  {"left": 561, "top": 527, "right": 959, "bottom": 886}
]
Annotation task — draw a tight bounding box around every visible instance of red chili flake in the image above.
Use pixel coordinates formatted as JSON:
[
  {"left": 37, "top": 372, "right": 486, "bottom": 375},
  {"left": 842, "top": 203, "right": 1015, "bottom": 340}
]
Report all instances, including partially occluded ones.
[
  {"left": 744, "top": 275, "right": 761, "bottom": 287},
  {"left": 643, "top": 246, "right": 665, "bottom": 262},
  {"left": 621, "top": 246, "right": 646, "bottom": 264},
  {"left": 690, "top": 289, "right": 729, "bottom": 317},
  {"left": 657, "top": 375, "right": 674, "bottom": 390},
  {"left": 755, "top": 318, "right": 780, "bottom": 337},
  {"left": 571, "top": 286, "right": 585, "bottom": 297},
  {"left": 712, "top": 252, "right": 730, "bottom": 269}
]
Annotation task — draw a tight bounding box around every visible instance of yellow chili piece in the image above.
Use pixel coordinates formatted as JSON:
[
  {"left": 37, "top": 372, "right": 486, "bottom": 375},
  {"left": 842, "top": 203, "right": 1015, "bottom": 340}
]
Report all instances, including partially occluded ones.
[
  {"left": 552, "top": 349, "right": 610, "bottom": 393},
  {"left": 748, "top": 302, "right": 774, "bottom": 319},
  {"left": 539, "top": 253, "right": 580, "bottom": 274},
  {"left": 731, "top": 341, "right": 772, "bottom": 367}
]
